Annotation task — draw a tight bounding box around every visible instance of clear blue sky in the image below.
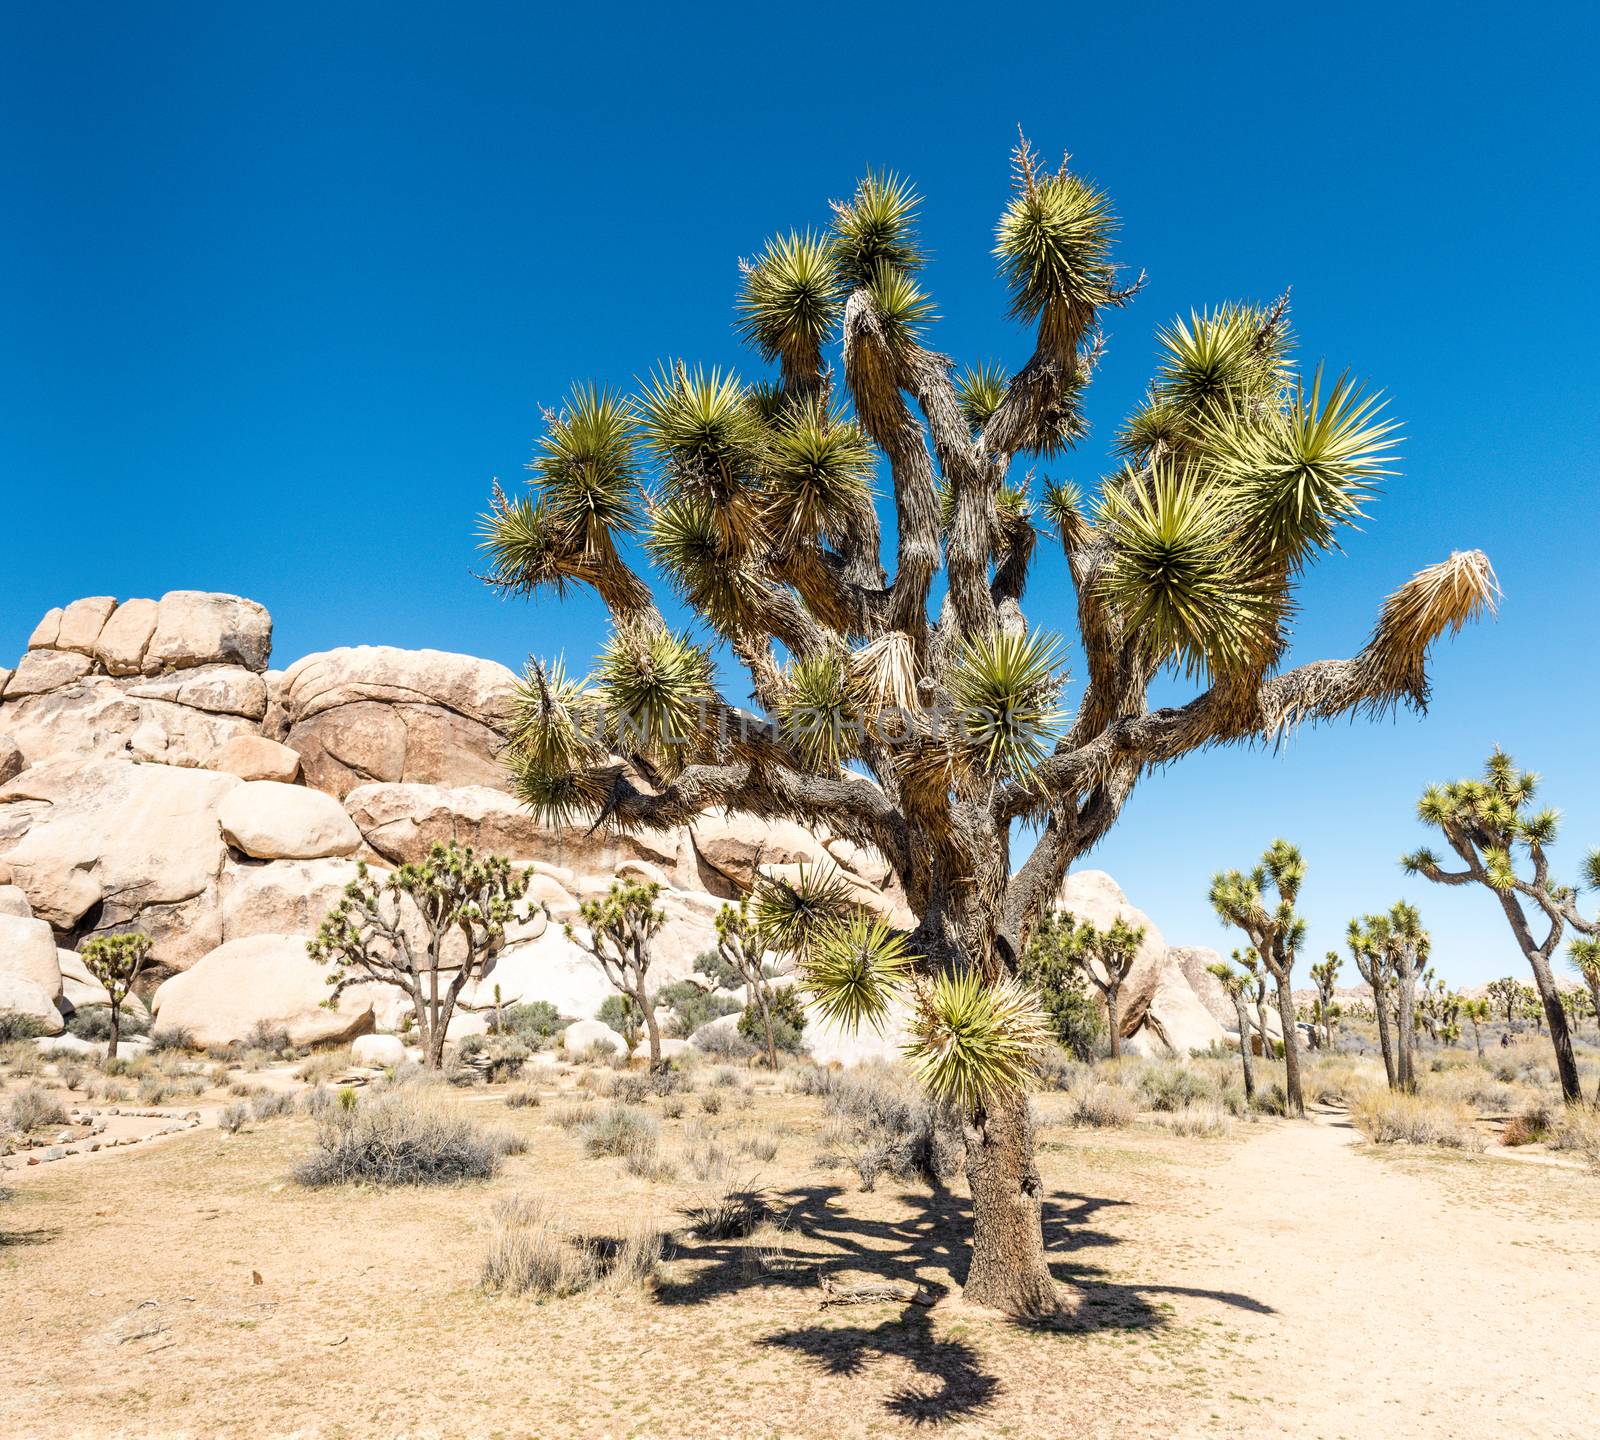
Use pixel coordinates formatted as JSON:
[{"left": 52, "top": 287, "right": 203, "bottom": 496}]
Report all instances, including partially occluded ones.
[{"left": 3, "top": 1, "right": 1596, "bottom": 985}]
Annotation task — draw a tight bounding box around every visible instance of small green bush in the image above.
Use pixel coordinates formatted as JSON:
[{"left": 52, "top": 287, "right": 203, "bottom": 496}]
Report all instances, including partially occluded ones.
[
  {"left": 8, "top": 1085, "right": 68, "bottom": 1132},
  {"left": 295, "top": 1091, "right": 504, "bottom": 1186},
  {"left": 0, "top": 1012, "right": 44, "bottom": 1044},
  {"left": 582, "top": 1103, "right": 658, "bottom": 1158},
  {"left": 148, "top": 1026, "right": 197, "bottom": 1053}
]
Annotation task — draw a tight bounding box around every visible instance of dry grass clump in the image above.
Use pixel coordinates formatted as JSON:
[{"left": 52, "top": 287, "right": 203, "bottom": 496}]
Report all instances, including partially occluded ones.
[
  {"left": 1065, "top": 1080, "right": 1137, "bottom": 1129},
  {"left": 504, "top": 1086, "right": 542, "bottom": 1109},
  {"left": 1302, "top": 1055, "right": 1378, "bottom": 1107},
  {"left": 581, "top": 1103, "right": 658, "bottom": 1158},
  {"left": 251, "top": 1089, "right": 297, "bottom": 1121},
  {"left": 1501, "top": 1095, "right": 1558, "bottom": 1147},
  {"left": 820, "top": 1065, "right": 964, "bottom": 1190},
  {"left": 480, "top": 1192, "right": 664, "bottom": 1298},
  {"left": 1156, "top": 1101, "right": 1232, "bottom": 1138},
  {"left": 295, "top": 1090, "right": 505, "bottom": 1186},
  {"left": 296, "top": 1048, "right": 353, "bottom": 1085},
  {"left": 218, "top": 1101, "right": 249, "bottom": 1134},
  {"left": 1351, "top": 1091, "right": 1485, "bottom": 1151},
  {"left": 549, "top": 1098, "right": 594, "bottom": 1130},
  {"left": 1, "top": 1040, "right": 44, "bottom": 1076},
  {"left": 685, "top": 1180, "right": 772, "bottom": 1239},
  {"left": 7, "top": 1084, "right": 68, "bottom": 1133},
  {"left": 1550, "top": 1107, "right": 1600, "bottom": 1172}
]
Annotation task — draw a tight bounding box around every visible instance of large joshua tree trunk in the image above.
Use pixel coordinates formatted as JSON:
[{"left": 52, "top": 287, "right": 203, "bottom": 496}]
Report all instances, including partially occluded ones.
[
  {"left": 1272, "top": 978, "right": 1305, "bottom": 1117},
  {"left": 1495, "top": 896, "right": 1582, "bottom": 1103},
  {"left": 1104, "top": 985, "right": 1121, "bottom": 1060},
  {"left": 1392, "top": 960, "right": 1418, "bottom": 1093},
  {"left": 636, "top": 981, "right": 662, "bottom": 1071},
  {"left": 962, "top": 1087, "right": 1058, "bottom": 1317},
  {"left": 1229, "top": 995, "right": 1256, "bottom": 1101},
  {"left": 1373, "top": 988, "right": 1397, "bottom": 1090}
]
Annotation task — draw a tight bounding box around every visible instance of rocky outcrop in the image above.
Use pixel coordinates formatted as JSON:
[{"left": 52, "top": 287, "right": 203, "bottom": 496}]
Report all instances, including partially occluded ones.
[
  {"left": 217, "top": 781, "right": 362, "bottom": 861},
  {"left": 150, "top": 934, "right": 374, "bottom": 1047},
  {"left": 206, "top": 734, "right": 301, "bottom": 782}
]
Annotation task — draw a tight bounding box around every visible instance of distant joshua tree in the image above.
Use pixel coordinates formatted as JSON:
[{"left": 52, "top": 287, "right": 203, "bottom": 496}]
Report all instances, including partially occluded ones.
[
  {"left": 1211, "top": 841, "right": 1309, "bottom": 1117},
  {"left": 1347, "top": 919, "right": 1397, "bottom": 1088},
  {"left": 1403, "top": 749, "right": 1599, "bottom": 1103},
  {"left": 1485, "top": 975, "right": 1523, "bottom": 1031},
  {"left": 1310, "top": 950, "right": 1342, "bottom": 1049},
  {"left": 1348, "top": 903, "right": 1429, "bottom": 1092},
  {"left": 1024, "top": 910, "right": 1144, "bottom": 1059},
  {"left": 481, "top": 136, "right": 1495, "bottom": 1314},
  {"left": 1206, "top": 958, "right": 1257, "bottom": 1101},
  {"left": 78, "top": 931, "right": 151, "bottom": 1061},
  {"left": 568, "top": 878, "right": 668, "bottom": 1070},
  {"left": 310, "top": 844, "right": 538, "bottom": 1069},
  {"left": 1570, "top": 939, "right": 1600, "bottom": 1045},
  {"left": 1461, "top": 996, "right": 1492, "bottom": 1059}
]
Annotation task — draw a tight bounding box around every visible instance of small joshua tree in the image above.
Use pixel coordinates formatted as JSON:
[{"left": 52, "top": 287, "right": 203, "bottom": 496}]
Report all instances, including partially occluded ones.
[
  {"left": 1486, "top": 975, "right": 1523, "bottom": 1031},
  {"left": 1570, "top": 939, "right": 1600, "bottom": 1044},
  {"left": 1018, "top": 911, "right": 1107, "bottom": 1060},
  {"left": 1348, "top": 903, "right": 1429, "bottom": 1092},
  {"left": 1310, "top": 950, "right": 1342, "bottom": 1050},
  {"left": 568, "top": 878, "right": 668, "bottom": 1070},
  {"left": 1416, "top": 972, "right": 1462, "bottom": 1047},
  {"left": 309, "top": 844, "right": 537, "bottom": 1070},
  {"left": 1461, "top": 996, "right": 1492, "bottom": 1059},
  {"left": 1211, "top": 841, "right": 1309, "bottom": 1116},
  {"left": 1402, "top": 749, "right": 1599, "bottom": 1103},
  {"left": 715, "top": 893, "right": 783, "bottom": 1068},
  {"left": 78, "top": 930, "right": 151, "bottom": 1061},
  {"left": 1025, "top": 910, "right": 1144, "bottom": 1059},
  {"left": 1206, "top": 959, "right": 1256, "bottom": 1101},
  {"left": 1235, "top": 947, "right": 1274, "bottom": 1058},
  {"left": 1347, "top": 918, "right": 1397, "bottom": 1088}
]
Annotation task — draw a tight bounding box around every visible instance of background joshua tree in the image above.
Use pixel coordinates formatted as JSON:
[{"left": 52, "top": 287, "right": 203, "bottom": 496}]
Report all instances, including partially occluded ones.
[
  {"left": 78, "top": 931, "right": 150, "bottom": 1061},
  {"left": 1211, "top": 842, "right": 1310, "bottom": 1116},
  {"left": 1570, "top": 939, "right": 1600, "bottom": 1046},
  {"left": 1047, "top": 912, "right": 1143, "bottom": 1059},
  {"left": 1310, "top": 950, "right": 1342, "bottom": 1049},
  {"left": 1486, "top": 975, "right": 1523, "bottom": 1031},
  {"left": 1402, "top": 750, "right": 1599, "bottom": 1103},
  {"left": 481, "top": 138, "right": 1495, "bottom": 1314},
  {"left": 1236, "top": 947, "right": 1275, "bottom": 1059},
  {"left": 568, "top": 878, "right": 668, "bottom": 1070},
  {"left": 1461, "top": 996, "right": 1492, "bottom": 1059},
  {"left": 1018, "top": 907, "right": 1109, "bottom": 1060},
  {"left": 310, "top": 844, "right": 536, "bottom": 1069},
  {"left": 1348, "top": 903, "right": 1429, "bottom": 1092},
  {"left": 1416, "top": 971, "right": 1461, "bottom": 1048},
  {"left": 1206, "top": 959, "right": 1257, "bottom": 1101},
  {"left": 1347, "top": 919, "right": 1397, "bottom": 1088}
]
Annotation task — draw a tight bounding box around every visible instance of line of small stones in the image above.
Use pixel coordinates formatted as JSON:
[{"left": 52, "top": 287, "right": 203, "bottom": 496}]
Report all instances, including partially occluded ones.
[{"left": 2, "top": 1106, "right": 205, "bottom": 1168}]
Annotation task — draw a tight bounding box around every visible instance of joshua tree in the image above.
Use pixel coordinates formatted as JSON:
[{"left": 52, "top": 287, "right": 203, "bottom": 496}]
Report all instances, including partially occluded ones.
[
  {"left": 1063, "top": 913, "right": 1145, "bottom": 1058},
  {"left": 1349, "top": 903, "right": 1429, "bottom": 1092},
  {"left": 1018, "top": 909, "right": 1108, "bottom": 1060},
  {"left": 1402, "top": 750, "right": 1600, "bottom": 1102},
  {"left": 1236, "top": 947, "right": 1274, "bottom": 1058},
  {"left": 310, "top": 844, "right": 536, "bottom": 1069},
  {"left": 1416, "top": 971, "right": 1462, "bottom": 1047},
  {"left": 568, "top": 877, "right": 668, "bottom": 1070},
  {"left": 1310, "top": 950, "right": 1342, "bottom": 1049},
  {"left": 1206, "top": 959, "right": 1257, "bottom": 1101},
  {"left": 1347, "top": 919, "right": 1398, "bottom": 1088},
  {"left": 481, "top": 140, "right": 1494, "bottom": 1314},
  {"left": 1211, "top": 842, "right": 1310, "bottom": 1116},
  {"left": 1569, "top": 941, "right": 1600, "bottom": 1043},
  {"left": 1461, "top": 996, "right": 1492, "bottom": 1059},
  {"left": 1486, "top": 975, "right": 1523, "bottom": 1030},
  {"left": 78, "top": 931, "right": 151, "bottom": 1061}
]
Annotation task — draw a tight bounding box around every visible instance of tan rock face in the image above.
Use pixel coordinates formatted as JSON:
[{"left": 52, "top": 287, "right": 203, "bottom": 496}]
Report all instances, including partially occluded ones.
[
  {"left": 207, "top": 734, "right": 302, "bottom": 782},
  {"left": 27, "top": 609, "right": 63, "bottom": 650},
  {"left": 279, "top": 647, "right": 518, "bottom": 795},
  {"left": 0, "top": 973, "right": 63, "bottom": 1034},
  {"left": 0, "top": 884, "right": 32, "bottom": 918},
  {"left": 144, "top": 592, "right": 273, "bottom": 674},
  {"left": 0, "top": 760, "right": 239, "bottom": 969},
  {"left": 218, "top": 857, "right": 369, "bottom": 943},
  {"left": 0, "top": 914, "right": 63, "bottom": 1000},
  {"left": 127, "top": 667, "right": 269, "bottom": 720},
  {"left": 0, "top": 734, "right": 22, "bottom": 784},
  {"left": 151, "top": 934, "right": 374, "bottom": 1047},
  {"left": 217, "top": 781, "right": 362, "bottom": 861},
  {"left": 4, "top": 650, "right": 93, "bottom": 698},
  {"left": 53, "top": 597, "right": 119, "bottom": 655},
  {"left": 95, "top": 599, "right": 160, "bottom": 675}
]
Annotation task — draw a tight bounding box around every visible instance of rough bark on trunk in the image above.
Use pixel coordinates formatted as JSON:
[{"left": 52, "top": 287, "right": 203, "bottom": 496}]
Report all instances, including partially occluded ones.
[
  {"left": 961, "top": 1087, "right": 1059, "bottom": 1318},
  {"left": 1230, "top": 995, "right": 1255, "bottom": 1100},
  {"left": 1394, "top": 963, "right": 1417, "bottom": 1093},
  {"left": 639, "top": 986, "right": 662, "bottom": 1071},
  {"left": 1373, "top": 994, "right": 1396, "bottom": 1090},
  {"left": 1274, "top": 980, "right": 1305, "bottom": 1117},
  {"left": 1105, "top": 990, "right": 1121, "bottom": 1060},
  {"left": 108, "top": 1008, "right": 121, "bottom": 1062},
  {"left": 1525, "top": 951, "right": 1581, "bottom": 1103}
]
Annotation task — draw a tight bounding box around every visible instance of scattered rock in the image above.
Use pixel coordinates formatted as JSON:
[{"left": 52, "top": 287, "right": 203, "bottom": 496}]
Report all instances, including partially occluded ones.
[
  {"left": 561, "top": 1018, "right": 628, "bottom": 1058},
  {"left": 144, "top": 592, "right": 273, "bottom": 674},
  {"left": 4, "top": 650, "right": 93, "bottom": 698},
  {"left": 207, "top": 734, "right": 301, "bottom": 783},
  {"left": 351, "top": 1033, "right": 406, "bottom": 1068}
]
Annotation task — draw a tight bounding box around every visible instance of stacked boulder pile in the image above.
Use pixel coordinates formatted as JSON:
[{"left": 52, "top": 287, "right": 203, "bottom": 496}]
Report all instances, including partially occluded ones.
[{"left": 1, "top": 591, "right": 1230, "bottom": 1059}]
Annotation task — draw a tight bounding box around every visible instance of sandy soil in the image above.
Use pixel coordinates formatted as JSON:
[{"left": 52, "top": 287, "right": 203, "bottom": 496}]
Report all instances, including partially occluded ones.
[{"left": 2, "top": 1079, "right": 1596, "bottom": 1439}]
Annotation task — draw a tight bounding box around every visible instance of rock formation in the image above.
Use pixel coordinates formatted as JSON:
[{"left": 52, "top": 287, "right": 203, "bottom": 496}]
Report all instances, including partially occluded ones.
[{"left": 2, "top": 591, "right": 1232, "bottom": 1058}]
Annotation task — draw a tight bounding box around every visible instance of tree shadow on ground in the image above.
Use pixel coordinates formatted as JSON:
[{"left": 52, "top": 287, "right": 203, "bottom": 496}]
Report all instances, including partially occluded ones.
[
  {"left": 656, "top": 1181, "right": 1272, "bottom": 1424},
  {"left": 0, "top": 1225, "right": 59, "bottom": 1247}
]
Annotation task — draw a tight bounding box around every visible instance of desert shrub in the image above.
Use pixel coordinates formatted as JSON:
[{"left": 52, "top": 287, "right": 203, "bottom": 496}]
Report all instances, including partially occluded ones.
[
  {"left": 596, "top": 1216, "right": 666, "bottom": 1290},
  {"left": 66, "top": 1007, "right": 150, "bottom": 1042},
  {"left": 136, "top": 1075, "right": 173, "bottom": 1106},
  {"left": 1352, "top": 1092, "right": 1485, "bottom": 1151},
  {"left": 251, "top": 1089, "right": 297, "bottom": 1121},
  {"left": 1158, "top": 1101, "right": 1231, "bottom": 1138},
  {"left": 1066, "top": 1081, "right": 1136, "bottom": 1128},
  {"left": 56, "top": 1060, "right": 86, "bottom": 1092},
  {"left": 219, "top": 1102, "right": 249, "bottom": 1134},
  {"left": 487, "top": 1124, "right": 529, "bottom": 1157},
  {"left": 295, "top": 1090, "right": 503, "bottom": 1186},
  {"left": 241, "top": 1019, "right": 291, "bottom": 1054},
  {"left": 1254, "top": 1083, "right": 1292, "bottom": 1117},
  {"left": 596, "top": 994, "right": 643, "bottom": 1052},
  {"left": 711, "top": 1067, "right": 742, "bottom": 1090},
  {"left": 147, "top": 1026, "right": 196, "bottom": 1053},
  {"left": 686, "top": 1182, "right": 771, "bottom": 1239},
  {"left": 583, "top": 1104, "right": 658, "bottom": 1158},
  {"left": 1501, "top": 1096, "right": 1557, "bottom": 1147},
  {"left": 735, "top": 1125, "right": 781, "bottom": 1162},
  {"left": 1551, "top": 1108, "right": 1600, "bottom": 1172},
  {"left": 301, "top": 1084, "right": 337, "bottom": 1119},
  {"left": 784, "top": 1064, "right": 837, "bottom": 1097},
  {"left": 481, "top": 1193, "right": 595, "bottom": 1298},
  {"left": 0, "top": 1012, "right": 43, "bottom": 1044},
  {"left": 691, "top": 1023, "right": 758, "bottom": 1060},
  {"left": 699, "top": 1090, "right": 724, "bottom": 1116},
  {"left": 1, "top": 1039, "right": 43, "bottom": 1075},
  {"left": 687, "top": 1136, "right": 731, "bottom": 1182},
  {"left": 661, "top": 1095, "right": 686, "bottom": 1120},
  {"left": 1136, "top": 1061, "right": 1222, "bottom": 1113},
  {"left": 823, "top": 1066, "right": 964, "bottom": 1190},
  {"left": 658, "top": 979, "right": 741, "bottom": 1039},
  {"left": 505, "top": 1086, "right": 542, "bottom": 1110},
  {"left": 1035, "top": 1046, "right": 1087, "bottom": 1093},
  {"left": 623, "top": 1133, "right": 676, "bottom": 1181},
  {"left": 612, "top": 1073, "right": 652, "bottom": 1105},
  {"left": 296, "top": 1048, "right": 352, "bottom": 1085},
  {"left": 496, "top": 1001, "right": 568, "bottom": 1045},
  {"left": 7, "top": 1085, "right": 68, "bottom": 1132},
  {"left": 737, "top": 985, "right": 808, "bottom": 1056}
]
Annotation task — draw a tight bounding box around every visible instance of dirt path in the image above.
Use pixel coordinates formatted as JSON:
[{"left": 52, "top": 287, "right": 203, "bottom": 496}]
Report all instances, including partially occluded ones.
[{"left": 1128, "top": 1105, "right": 1600, "bottom": 1437}]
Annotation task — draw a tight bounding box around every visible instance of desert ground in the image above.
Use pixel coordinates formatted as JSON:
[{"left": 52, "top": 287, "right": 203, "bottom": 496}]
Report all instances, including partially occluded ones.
[{"left": 3, "top": 1038, "right": 1597, "bottom": 1440}]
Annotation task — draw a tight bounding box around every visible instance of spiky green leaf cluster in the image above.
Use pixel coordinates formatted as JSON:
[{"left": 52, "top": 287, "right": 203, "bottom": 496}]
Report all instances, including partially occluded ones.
[
  {"left": 903, "top": 970, "right": 1050, "bottom": 1111},
  {"left": 829, "top": 171, "right": 923, "bottom": 287},
  {"left": 945, "top": 629, "right": 1065, "bottom": 781},
  {"left": 994, "top": 165, "right": 1118, "bottom": 339},
  {"left": 736, "top": 230, "right": 841, "bottom": 369},
  {"left": 595, "top": 623, "right": 716, "bottom": 761}
]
